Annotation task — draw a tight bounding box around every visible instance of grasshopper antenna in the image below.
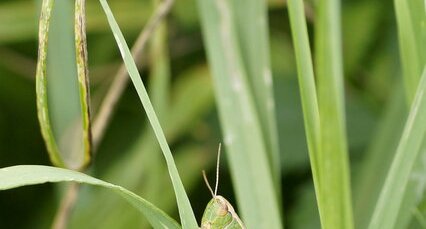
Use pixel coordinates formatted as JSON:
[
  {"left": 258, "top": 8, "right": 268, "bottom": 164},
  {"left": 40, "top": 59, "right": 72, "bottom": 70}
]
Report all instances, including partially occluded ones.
[
  {"left": 202, "top": 143, "right": 222, "bottom": 197},
  {"left": 202, "top": 170, "right": 215, "bottom": 197},
  {"left": 214, "top": 143, "right": 221, "bottom": 196}
]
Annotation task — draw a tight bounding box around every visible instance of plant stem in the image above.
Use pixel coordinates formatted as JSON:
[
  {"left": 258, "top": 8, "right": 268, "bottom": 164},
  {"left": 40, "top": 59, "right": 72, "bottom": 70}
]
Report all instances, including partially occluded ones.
[{"left": 52, "top": 183, "right": 80, "bottom": 229}]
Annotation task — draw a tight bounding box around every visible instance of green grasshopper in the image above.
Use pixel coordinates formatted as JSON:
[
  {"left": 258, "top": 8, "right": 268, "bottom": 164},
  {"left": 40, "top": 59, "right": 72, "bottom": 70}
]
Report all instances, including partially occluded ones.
[{"left": 201, "top": 144, "right": 246, "bottom": 229}]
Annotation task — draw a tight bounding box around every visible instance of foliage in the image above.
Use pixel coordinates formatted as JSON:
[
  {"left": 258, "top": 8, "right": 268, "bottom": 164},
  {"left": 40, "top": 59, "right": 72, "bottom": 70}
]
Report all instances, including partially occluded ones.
[{"left": 0, "top": 0, "right": 424, "bottom": 228}]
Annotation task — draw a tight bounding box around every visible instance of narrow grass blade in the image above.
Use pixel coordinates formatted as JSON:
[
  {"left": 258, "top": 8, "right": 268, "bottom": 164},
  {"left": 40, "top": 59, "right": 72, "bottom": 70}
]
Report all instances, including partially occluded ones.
[
  {"left": 36, "top": 0, "right": 92, "bottom": 170},
  {"left": 36, "top": 0, "right": 63, "bottom": 167},
  {"left": 70, "top": 68, "right": 214, "bottom": 228},
  {"left": 0, "top": 165, "right": 180, "bottom": 229},
  {"left": 74, "top": 0, "right": 92, "bottom": 169},
  {"left": 230, "top": 0, "right": 281, "bottom": 184},
  {"left": 393, "top": 0, "right": 426, "bottom": 226},
  {"left": 286, "top": 0, "right": 323, "bottom": 224},
  {"left": 98, "top": 1, "right": 198, "bottom": 228},
  {"left": 368, "top": 67, "right": 426, "bottom": 229},
  {"left": 411, "top": 201, "right": 426, "bottom": 228},
  {"left": 394, "top": 147, "right": 426, "bottom": 229},
  {"left": 315, "top": 0, "right": 354, "bottom": 228},
  {"left": 394, "top": 0, "right": 426, "bottom": 101},
  {"left": 91, "top": 0, "right": 174, "bottom": 149},
  {"left": 353, "top": 85, "right": 406, "bottom": 229},
  {"left": 196, "top": 0, "right": 282, "bottom": 228}
]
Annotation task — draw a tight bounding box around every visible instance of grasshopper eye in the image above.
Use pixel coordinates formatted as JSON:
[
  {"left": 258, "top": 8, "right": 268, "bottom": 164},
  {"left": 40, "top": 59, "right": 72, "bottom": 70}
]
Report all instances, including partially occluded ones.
[{"left": 215, "top": 199, "right": 228, "bottom": 216}]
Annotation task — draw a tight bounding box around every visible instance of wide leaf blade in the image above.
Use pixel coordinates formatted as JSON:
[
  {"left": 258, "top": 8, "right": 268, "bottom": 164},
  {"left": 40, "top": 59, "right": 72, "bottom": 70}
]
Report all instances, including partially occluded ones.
[
  {"left": 315, "top": 0, "right": 354, "bottom": 228},
  {"left": 0, "top": 165, "right": 180, "bottom": 229}
]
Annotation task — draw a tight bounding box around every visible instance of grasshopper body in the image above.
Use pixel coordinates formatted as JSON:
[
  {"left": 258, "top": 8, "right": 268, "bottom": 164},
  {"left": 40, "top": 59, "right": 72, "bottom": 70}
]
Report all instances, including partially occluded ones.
[
  {"left": 200, "top": 144, "right": 245, "bottom": 229},
  {"left": 201, "top": 195, "right": 245, "bottom": 229}
]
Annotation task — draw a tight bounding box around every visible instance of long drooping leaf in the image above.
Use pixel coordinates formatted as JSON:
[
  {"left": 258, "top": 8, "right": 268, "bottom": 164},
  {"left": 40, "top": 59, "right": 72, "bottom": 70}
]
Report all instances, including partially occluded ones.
[
  {"left": 0, "top": 165, "right": 180, "bottom": 229},
  {"left": 36, "top": 0, "right": 62, "bottom": 167},
  {"left": 74, "top": 145, "right": 210, "bottom": 229},
  {"left": 286, "top": 0, "right": 323, "bottom": 225},
  {"left": 98, "top": 1, "right": 198, "bottom": 228},
  {"left": 36, "top": 0, "right": 91, "bottom": 170},
  {"left": 315, "top": 0, "right": 354, "bottom": 228},
  {"left": 196, "top": 0, "right": 282, "bottom": 228},
  {"left": 368, "top": 67, "right": 426, "bottom": 229},
  {"left": 74, "top": 0, "right": 92, "bottom": 169}
]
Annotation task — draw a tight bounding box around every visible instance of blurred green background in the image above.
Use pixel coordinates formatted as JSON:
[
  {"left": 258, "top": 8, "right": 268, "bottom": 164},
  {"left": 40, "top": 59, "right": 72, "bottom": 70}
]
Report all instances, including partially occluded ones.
[{"left": 0, "top": 0, "right": 401, "bottom": 228}]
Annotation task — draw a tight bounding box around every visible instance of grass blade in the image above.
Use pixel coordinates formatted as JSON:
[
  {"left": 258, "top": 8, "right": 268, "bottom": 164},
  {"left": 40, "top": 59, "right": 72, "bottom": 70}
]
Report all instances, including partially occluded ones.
[
  {"left": 69, "top": 67, "right": 214, "bottom": 228},
  {"left": 392, "top": 0, "right": 426, "bottom": 226},
  {"left": 412, "top": 205, "right": 426, "bottom": 228},
  {"left": 368, "top": 67, "right": 426, "bottom": 229},
  {"left": 91, "top": 0, "right": 174, "bottom": 149},
  {"left": 196, "top": 0, "right": 282, "bottom": 228},
  {"left": 394, "top": 0, "right": 426, "bottom": 101},
  {"left": 0, "top": 165, "right": 180, "bottom": 229},
  {"left": 230, "top": 0, "right": 281, "bottom": 183},
  {"left": 98, "top": 1, "right": 198, "bottom": 228},
  {"left": 353, "top": 85, "right": 406, "bottom": 229},
  {"left": 36, "top": 0, "right": 91, "bottom": 170},
  {"left": 286, "top": 0, "right": 323, "bottom": 225},
  {"left": 315, "top": 0, "right": 353, "bottom": 228},
  {"left": 36, "top": 0, "right": 63, "bottom": 167},
  {"left": 394, "top": 149, "right": 426, "bottom": 228},
  {"left": 74, "top": 0, "right": 92, "bottom": 169}
]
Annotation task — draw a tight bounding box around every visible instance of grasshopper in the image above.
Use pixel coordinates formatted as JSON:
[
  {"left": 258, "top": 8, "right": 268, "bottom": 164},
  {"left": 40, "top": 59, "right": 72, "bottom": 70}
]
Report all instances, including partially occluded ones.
[{"left": 201, "top": 144, "right": 246, "bottom": 229}]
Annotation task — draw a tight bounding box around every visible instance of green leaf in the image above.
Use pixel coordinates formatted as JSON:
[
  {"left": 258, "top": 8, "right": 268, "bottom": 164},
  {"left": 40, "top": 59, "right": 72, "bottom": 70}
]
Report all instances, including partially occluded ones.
[
  {"left": 286, "top": 0, "right": 323, "bottom": 225},
  {"left": 288, "top": 0, "right": 354, "bottom": 228},
  {"left": 69, "top": 67, "right": 214, "bottom": 229},
  {"left": 0, "top": 165, "right": 180, "bottom": 229},
  {"left": 314, "top": 0, "right": 354, "bottom": 228},
  {"left": 196, "top": 0, "right": 282, "bottom": 228},
  {"left": 368, "top": 67, "right": 426, "bottom": 229},
  {"left": 353, "top": 85, "right": 407, "bottom": 229},
  {"left": 36, "top": 0, "right": 91, "bottom": 170},
  {"left": 392, "top": 0, "right": 426, "bottom": 226},
  {"left": 98, "top": 1, "right": 198, "bottom": 228},
  {"left": 230, "top": 0, "right": 281, "bottom": 184},
  {"left": 395, "top": 0, "right": 426, "bottom": 101}
]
